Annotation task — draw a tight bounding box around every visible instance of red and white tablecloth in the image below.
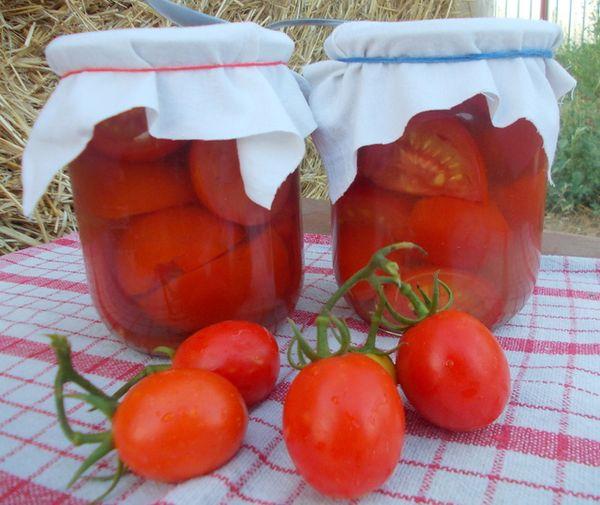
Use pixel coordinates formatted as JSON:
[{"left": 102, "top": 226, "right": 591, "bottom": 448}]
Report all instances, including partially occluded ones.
[{"left": 0, "top": 233, "right": 598, "bottom": 504}]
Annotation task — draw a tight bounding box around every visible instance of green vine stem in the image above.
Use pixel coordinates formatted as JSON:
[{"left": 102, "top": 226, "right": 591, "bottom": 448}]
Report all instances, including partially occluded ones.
[
  {"left": 287, "top": 242, "right": 454, "bottom": 370},
  {"left": 49, "top": 335, "right": 168, "bottom": 501}
]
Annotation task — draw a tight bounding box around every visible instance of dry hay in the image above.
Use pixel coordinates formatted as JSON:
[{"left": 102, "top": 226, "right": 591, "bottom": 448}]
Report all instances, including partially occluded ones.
[{"left": 0, "top": 0, "right": 471, "bottom": 254}]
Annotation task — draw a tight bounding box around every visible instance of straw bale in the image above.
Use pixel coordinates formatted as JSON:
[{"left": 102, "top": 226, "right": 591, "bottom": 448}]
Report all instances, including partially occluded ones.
[{"left": 0, "top": 0, "right": 468, "bottom": 254}]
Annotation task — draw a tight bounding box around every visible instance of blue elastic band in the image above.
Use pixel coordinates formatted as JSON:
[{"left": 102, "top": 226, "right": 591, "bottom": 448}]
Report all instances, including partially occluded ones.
[{"left": 335, "top": 48, "right": 553, "bottom": 64}]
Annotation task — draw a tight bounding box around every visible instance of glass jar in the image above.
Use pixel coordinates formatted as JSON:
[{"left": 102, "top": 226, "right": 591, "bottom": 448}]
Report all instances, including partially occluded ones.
[
  {"left": 70, "top": 108, "right": 302, "bottom": 351},
  {"left": 333, "top": 95, "right": 547, "bottom": 328}
]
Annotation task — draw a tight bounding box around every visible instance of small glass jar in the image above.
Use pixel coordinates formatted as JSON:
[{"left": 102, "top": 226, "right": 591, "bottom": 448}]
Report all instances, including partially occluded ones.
[
  {"left": 333, "top": 95, "right": 547, "bottom": 328},
  {"left": 70, "top": 108, "right": 302, "bottom": 351}
]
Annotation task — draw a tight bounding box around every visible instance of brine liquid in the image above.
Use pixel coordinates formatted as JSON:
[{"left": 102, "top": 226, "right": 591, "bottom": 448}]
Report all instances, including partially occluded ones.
[
  {"left": 333, "top": 95, "right": 547, "bottom": 328},
  {"left": 70, "top": 109, "right": 302, "bottom": 351}
]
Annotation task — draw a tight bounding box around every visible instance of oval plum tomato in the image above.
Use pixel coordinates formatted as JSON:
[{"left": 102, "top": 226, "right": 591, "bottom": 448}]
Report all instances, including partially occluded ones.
[
  {"left": 115, "top": 205, "right": 245, "bottom": 296},
  {"left": 90, "top": 108, "right": 186, "bottom": 162},
  {"left": 384, "top": 267, "right": 504, "bottom": 328},
  {"left": 113, "top": 368, "right": 247, "bottom": 482},
  {"left": 138, "top": 227, "right": 290, "bottom": 332},
  {"left": 283, "top": 353, "right": 405, "bottom": 499},
  {"left": 408, "top": 196, "right": 509, "bottom": 273},
  {"left": 359, "top": 111, "right": 488, "bottom": 202},
  {"left": 396, "top": 310, "right": 510, "bottom": 431},
  {"left": 69, "top": 150, "right": 196, "bottom": 220},
  {"left": 172, "top": 321, "right": 280, "bottom": 407},
  {"left": 189, "top": 140, "right": 292, "bottom": 226}
]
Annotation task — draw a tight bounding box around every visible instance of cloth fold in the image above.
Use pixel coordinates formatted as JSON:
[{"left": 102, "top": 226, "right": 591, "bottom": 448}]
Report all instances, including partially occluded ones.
[
  {"left": 303, "top": 18, "right": 576, "bottom": 203},
  {"left": 22, "top": 22, "right": 316, "bottom": 216}
]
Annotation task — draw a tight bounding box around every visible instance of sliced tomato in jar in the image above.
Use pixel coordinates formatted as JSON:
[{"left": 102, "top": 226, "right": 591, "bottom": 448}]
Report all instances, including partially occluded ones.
[
  {"left": 189, "top": 139, "right": 292, "bottom": 226},
  {"left": 69, "top": 149, "right": 196, "bottom": 220},
  {"left": 477, "top": 118, "right": 544, "bottom": 184},
  {"left": 408, "top": 196, "right": 509, "bottom": 274},
  {"left": 115, "top": 205, "right": 246, "bottom": 297},
  {"left": 334, "top": 182, "right": 416, "bottom": 315},
  {"left": 137, "top": 227, "right": 290, "bottom": 332},
  {"left": 385, "top": 267, "right": 504, "bottom": 328},
  {"left": 359, "top": 111, "right": 488, "bottom": 202},
  {"left": 90, "top": 108, "right": 187, "bottom": 162}
]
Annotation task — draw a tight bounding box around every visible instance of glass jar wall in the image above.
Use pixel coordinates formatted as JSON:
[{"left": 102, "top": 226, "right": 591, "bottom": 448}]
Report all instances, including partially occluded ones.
[
  {"left": 333, "top": 95, "right": 547, "bottom": 328},
  {"left": 70, "top": 108, "right": 302, "bottom": 351}
]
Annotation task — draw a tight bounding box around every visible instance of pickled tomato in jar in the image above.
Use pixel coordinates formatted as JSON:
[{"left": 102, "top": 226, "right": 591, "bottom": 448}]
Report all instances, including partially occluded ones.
[
  {"left": 70, "top": 109, "right": 303, "bottom": 351},
  {"left": 333, "top": 95, "right": 547, "bottom": 328}
]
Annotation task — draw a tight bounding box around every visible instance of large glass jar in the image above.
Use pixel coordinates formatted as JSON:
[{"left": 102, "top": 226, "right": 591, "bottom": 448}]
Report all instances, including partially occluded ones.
[
  {"left": 333, "top": 95, "right": 547, "bottom": 328},
  {"left": 70, "top": 108, "right": 302, "bottom": 351}
]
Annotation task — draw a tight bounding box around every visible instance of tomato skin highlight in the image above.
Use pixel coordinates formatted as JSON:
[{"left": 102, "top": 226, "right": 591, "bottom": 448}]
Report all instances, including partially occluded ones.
[
  {"left": 113, "top": 369, "right": 247, "bottom": 483},
  {"left": 173, "top": 321, "right": 280, "bottom": 407},
  {"left": 283, "top": 353, "right": 405, "bottom": 499},
  {"left": 396, "top": 310, "right": 510, "bottom": 432}
]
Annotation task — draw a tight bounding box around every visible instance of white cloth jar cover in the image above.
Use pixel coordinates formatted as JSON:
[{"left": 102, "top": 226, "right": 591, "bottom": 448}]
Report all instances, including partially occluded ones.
[
  {"left": 303, "top": 18, "right": 577, "bottom": 203},
  {"left": 22, "top": 22, "right": 316, "bottom": 216}
]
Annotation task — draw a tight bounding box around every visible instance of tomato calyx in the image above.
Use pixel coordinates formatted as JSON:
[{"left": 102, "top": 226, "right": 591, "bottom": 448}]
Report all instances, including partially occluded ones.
[
  {"left": 287, "top": 242, "right": 454, "bottom": 370},
  {"left": 49, "top": 334, "right": 169, "bottom": 500}
]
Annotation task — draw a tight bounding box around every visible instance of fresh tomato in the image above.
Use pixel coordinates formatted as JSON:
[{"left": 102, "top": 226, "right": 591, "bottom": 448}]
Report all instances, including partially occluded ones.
[
  {"left": 89, "top": 108, "right": 186, "bottom": 162},
  {"left": 69, "top": 150, "right": 196, "bottom": 220},
  {"left": 115, "top": 205, "right": 245, "bottom": 297},
  {"left": 283, "top": 353, "right": 405, "bottom": 499},
  {"left": 172, "top": 321, "right": 280, "bottom": 407},
  {"left": 477, "top": 118, "right": 544, "bottom": 183},
  {"left": 365, "top": 353, "right": 397, "bottom": 383},
  {"left": 408, "top": 196, "right": 509, "bottom": 273},
  {"left": 138, "top": 227, "right": 291, "bottom": 332},
  {"left": 333, "top": 181, "right": 415, "bottom": 312},
  {"left": 189, "top": 140, "right": 292, "bottom": 226},
  {"left": 359, "top": 111, "right": 488, "bottom": 202},
  {"left": 396, "top": 310, "right": 510, "bottom": 431},
  {"left": 385, "top": 267, "right": 504, "bottom": 328},
  {"left": 113, "top": 369, "right": 247, "bottom": 482}
]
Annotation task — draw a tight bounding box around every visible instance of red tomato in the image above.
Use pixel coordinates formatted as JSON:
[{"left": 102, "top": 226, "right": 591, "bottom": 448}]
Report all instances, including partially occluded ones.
[
  {"left": 384, "top": 267, "right": 504, "bottom": 328},
  {"left": 477, "top": 118, "right": 544, "bottom": 183},
  {"left": 172, "top": 321, "right": 280, "bottom": 407},
  {"left": 283, "top": 353, "right": 405, "bottom": 499},
  {"left": 138, "top": 227, "right": 290, "bottom": 332},
  {"left": 492, "top": 166, "right": 547, "bottom": 320},
  {"left": 113, "top": 369, "right": 247, "bottom": 482},
  {"left": 492, "top": 159, "right": 547, "bottom": 239},
  {"left": 69, "top": 150, "right": 196, "bottom": 220},
  {"left": 78, "top": 219, "right": 185, "bottom": 351},
  {"left": 115, "top": 205, "right": 245, "bottom": 296},
  {"left": 90, "top": 108, "right": 187, "bottom": 162},
  {"left": 396, "top": 310, "right": 511, "bottom": 431},
  {"left": 333, "top": 181, "right": 415, "bottom": 311},
  {"left": 359, "top": 111, "right": 488, "bottom": 202},
  {"left": 408, "top": 196, "right": 509, "bottom": 273},
  {"left": 189, "top": 140, "right": 291, "bottom": 226}
]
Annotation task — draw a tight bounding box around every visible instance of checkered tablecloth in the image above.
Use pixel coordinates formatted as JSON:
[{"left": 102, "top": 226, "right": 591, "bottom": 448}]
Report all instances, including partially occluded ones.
[{"left": 0, "top": 233, "right": 598, "bottom": 505}]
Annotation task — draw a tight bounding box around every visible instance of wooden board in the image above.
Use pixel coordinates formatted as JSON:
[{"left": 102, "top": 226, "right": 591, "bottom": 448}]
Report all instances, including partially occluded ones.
[{"left": 301, "top": 198, "right": 600, "bottom": 258}]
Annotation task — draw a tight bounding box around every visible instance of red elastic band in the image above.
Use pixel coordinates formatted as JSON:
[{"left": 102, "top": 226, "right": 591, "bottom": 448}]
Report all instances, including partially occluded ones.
[{"left": 60, "top": 60, "right": 287, "bottom": 79}]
